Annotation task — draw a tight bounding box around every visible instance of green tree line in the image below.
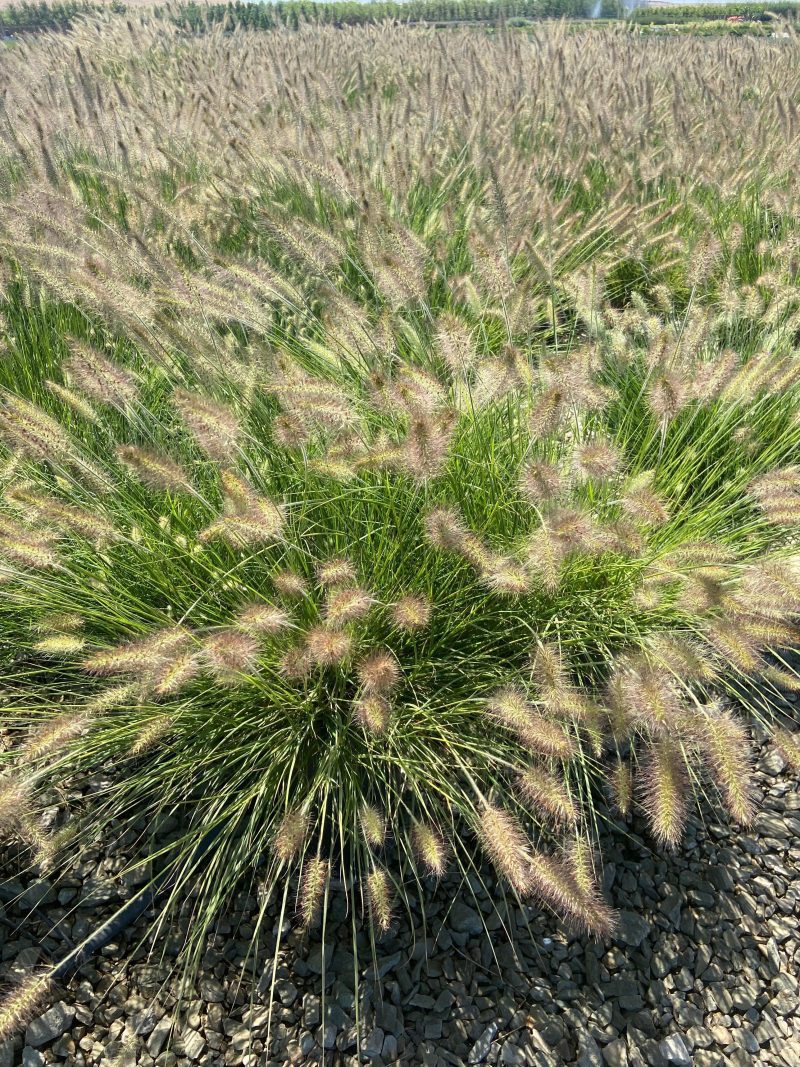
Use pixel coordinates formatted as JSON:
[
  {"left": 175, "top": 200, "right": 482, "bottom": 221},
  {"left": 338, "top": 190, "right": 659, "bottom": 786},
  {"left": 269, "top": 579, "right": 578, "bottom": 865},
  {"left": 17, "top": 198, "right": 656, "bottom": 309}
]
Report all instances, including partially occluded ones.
[{"left": 1, "top": 0, "right": 797, "bottom": 37}]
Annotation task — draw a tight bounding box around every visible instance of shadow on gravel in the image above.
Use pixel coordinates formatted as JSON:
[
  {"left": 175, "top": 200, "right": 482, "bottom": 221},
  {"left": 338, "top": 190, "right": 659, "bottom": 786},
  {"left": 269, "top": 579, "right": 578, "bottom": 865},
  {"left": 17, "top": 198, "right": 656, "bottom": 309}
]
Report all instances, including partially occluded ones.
[{"left": 2, "top": 739, "right": 799, "bottom": 1067}]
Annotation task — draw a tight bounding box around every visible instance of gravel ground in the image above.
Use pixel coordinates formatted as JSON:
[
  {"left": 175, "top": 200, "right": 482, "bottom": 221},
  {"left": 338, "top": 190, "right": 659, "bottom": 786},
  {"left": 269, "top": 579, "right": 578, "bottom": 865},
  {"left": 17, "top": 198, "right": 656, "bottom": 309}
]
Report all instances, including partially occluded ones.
[{"left": 2, "top": 733, "right": 799, "bottom": 1067}]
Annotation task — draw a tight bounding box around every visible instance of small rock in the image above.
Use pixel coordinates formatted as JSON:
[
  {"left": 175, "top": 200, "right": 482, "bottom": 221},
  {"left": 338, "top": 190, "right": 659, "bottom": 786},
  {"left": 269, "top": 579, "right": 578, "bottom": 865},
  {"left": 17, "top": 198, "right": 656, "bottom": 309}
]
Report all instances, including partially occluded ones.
[
  {"left": 500, "top": 1042, "right": 527, "bottom": 1065},
  {"left": 198, "top": 977, "right": 225, "bottom": 1003},
  {"left": 616, "top": 911, "right": 651, "bottom": 948},
  {"left": 659, "top": 1035, "right": 691, "bottom": 1066},
  {"left": 449, "top": 901, "right": 484, "bottom": 936},
  {"left": 25, "top": 1003, "right": 75, "bottom": 1048},
  {"left": 80, "top": 876, "right": 117, "bottom": 906},
  {"left": 433, "top": 989, "right": 455, "bottom": 1014},
  {"left": 181, "top": 1029, "right": 205, "bottom": 1061},
  {"left": 761, "top": 749, "right": 787, "bottom": 776},
  {"left": 364, "top": 951, "right": 401, "bottom": 979},
  {"left": 306, "top": 943, "right": 334, "bottom": 975},
  {"left": 602, "top": 1038, "right": 628, "bottom": 1067},
  {"left": 577, "top": 1035, "right": 604, "bottom": 1067},
  {"left": 147, "top": 1017, "right": 172, "bottom": 1058},
  {"left": 469, "top": 1022, "right": 498, "bottom": 1064},
  {"left": 303, "top": 994, "right": 321, "bottom": 1028},
  {"left": 276, "top": 980, "right": 298, "bottom": 1007},
  {"left": 362, "top": 1027, "right": 384, "bottom": 1058}
]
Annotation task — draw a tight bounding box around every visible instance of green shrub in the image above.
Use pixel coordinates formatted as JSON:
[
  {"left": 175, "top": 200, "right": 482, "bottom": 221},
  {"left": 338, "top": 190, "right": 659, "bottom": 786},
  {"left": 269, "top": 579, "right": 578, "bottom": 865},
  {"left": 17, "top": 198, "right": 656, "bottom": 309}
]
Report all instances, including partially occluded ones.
[{"left": 2, "top": 11, "right": 800, "bottom": 1036}]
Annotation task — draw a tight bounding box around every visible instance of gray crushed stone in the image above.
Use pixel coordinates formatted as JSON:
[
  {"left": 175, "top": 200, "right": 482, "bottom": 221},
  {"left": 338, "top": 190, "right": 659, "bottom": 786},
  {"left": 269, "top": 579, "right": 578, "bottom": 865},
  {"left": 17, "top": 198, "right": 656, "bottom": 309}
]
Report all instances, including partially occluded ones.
[{"left": 2, "top": 738, "right": 799, "bottom": 1066}]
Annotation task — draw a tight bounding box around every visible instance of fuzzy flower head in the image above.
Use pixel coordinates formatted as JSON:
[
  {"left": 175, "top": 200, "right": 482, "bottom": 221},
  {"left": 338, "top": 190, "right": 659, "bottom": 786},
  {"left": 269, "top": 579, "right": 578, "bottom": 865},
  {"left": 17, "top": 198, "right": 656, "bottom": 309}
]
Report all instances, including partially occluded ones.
[
  {"left": 304, "top": 626, "right": 353, "bottom": 667},
  {"left": 323, "top": 586, "right": 375, "bottom": 627},
  {"left": 390, "top": 595, "right": 432, "bottom": 632},
  {"left": 316, "top": 557, "right": 357, "bottom": 587},
  {"left": 357, "top": 649, "right": 401, "bottom": 694}
]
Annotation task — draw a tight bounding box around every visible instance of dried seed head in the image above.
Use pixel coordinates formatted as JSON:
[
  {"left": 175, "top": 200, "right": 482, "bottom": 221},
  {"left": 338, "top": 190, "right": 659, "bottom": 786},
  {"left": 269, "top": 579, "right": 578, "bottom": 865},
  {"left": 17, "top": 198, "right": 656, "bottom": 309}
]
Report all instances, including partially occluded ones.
[
  {"left": 556, "top": 506, "right": 609, "bottom": 553},
  {"left": 774, "top": 729, "right": 800, "bottom": 770},
  {"left": 525, "top": 525, "right": 564, "bottom": 592},
  {"left": 646, "top": 634, "right": 719, "bottom": 683},
  {"left": 203, "top": 629, "right": 260, "bottom": 681},
  {"left": 82, "top": 627, "right": 191, "bottom": 676},
  {"left": 6, "top": 486, "right": 117, "bottom": 546},
  {"left": 84, "top": 683, "right": 142, "bottom": 712},
  {"left": 604, "top": 518, "right": 645, "bottom": 556},
  {"left": 357, "top": 649, "right": 401, "bottom": 694},
  {"left": 411, "top": 822, "right": 450, "bottom": 878},
  {"left": 360, "top": 804, "right": 386, "bottom": 849},
  {"left": 609, "top": 757, "right": 633, "bottom": 816},
  {"left": 34, "top": 635, "right": 86, "bottom": 656},
  {"left": 235, "top": 602, "right": 291, "bottom": 635},
  {"left": 0, "top": 971, "right": 53, "bottom": 1044},
  {"left": 150, "top": 650, "right": 200, "bottom": 696},
  {"left": 486, "top": 686, "right": 575, "bottom": 759},
  {"left": 0, "top": 393, "right": 73, "bottom": 464},
  {"left": 272, "top": 570, "right": 308, "bottom": 598},
  {"left": 519, "top": 460, "right": 564, "bottom": 505},
  {"left": 423, "top": 506, "right": 467, "bottom": 552},
  {"left": 640, "top": 740, "right": 689, "bottom": 848},
  {"left": 0, "top": 518, "right": 61, "bottom": 570},
  {"left": 116, "top": 446, "right": 190, "bottom": 492},
  {"left": 24, "top": 712, "right": 88, "bottom": 760},
  {"left": 436, "top": 314, "right": 475, "bottom": 376},
  {"left": 273, "top": 809, "right": 309, "bottom": 864},
  {"left": 620, "top": 471, "right": 669, "bottom": 526},
  {"left": 130, "top": 715, "right": 174, "bottom": 757},
  {"left": 392, "top": 365, "right": 448, "bottom": 416},
  {"left": 27, "top": 822, "right": 75, "bottom": 874},
  {"left": 517, "top": 766, "right": 578, "bottom": 827},
  {"left": 45, "top": 380, "right": 101, "bottom": 425},
  {"left": 531, "top": 643, "right": 569, "bottom": 693},
  {"left": 304, "top": 626, "right": 353, "bottom": 667},
  {"left": 572, "top": 439, "right": 621, "bottom": 482},
  {"left": 697, "top": 700, "right": 754, "bottom": 826},
  {"left": 749, "top": 468, "right": 800, "bottom": 526},
  {"left": 607, "top": 656, "right": 685, "bottom": 736},
  {"left": 561, "top": 839, "right": 616, "bottom": 936},
  {"left": 480, "top": 556, "right": 530, "bottom": 596},
  {"left": 33, "top": 612, "right": 84, "bottom": 634},
  {"left": 737, "top": 558, "right": 800, "bottom": 618},
  {"left": 704, "top": 618, "right": 761, "bottom": 674},
  {"left": 200, "top": 489, "right": 285, "bottom": 547},
  {"left": 476, "top": 803, "right": 532, "bottom": 895},
  {"left": 324, "top": 586, "right": 374, "bottom": 627},
  {"left": 299, "top": 857, "right": 329, "bottom": 928},
  {"left": 316, "top": 558, "right": 356, "bottom": 586},
  {"left": 354, "top": 693, "right": 391, "bottom": 735},
  {"left": 0, "top": 777, "right": 30, "bottom": 837},
  {"left": 273, "top": 412, "right": 311, "bottom": 450},
  {"left": 366, "top": 867, "right": 393, "bottom": 934},
  {"left": 64, "top": 338, "right": 139, "bottom": 407},
  {"left": 278, "top": 645, "right": 313, "bottom": 682},
  {"left": 175, "top": 389, "right": 240, "bottom": 463},
  {"left": 390, "top": 595, "right": 432, "bottom": 631},
  {"left": 647, "top": 370, "right": 688, "bottom": 421}
]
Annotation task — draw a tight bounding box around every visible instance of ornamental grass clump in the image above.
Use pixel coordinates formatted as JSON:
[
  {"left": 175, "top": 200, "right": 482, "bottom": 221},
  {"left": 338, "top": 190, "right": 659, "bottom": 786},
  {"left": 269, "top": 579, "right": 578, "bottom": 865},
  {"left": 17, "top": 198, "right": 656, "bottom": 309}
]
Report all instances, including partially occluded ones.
[{"left": 1, "top": 10, "right": 800, "bottom": 1025}]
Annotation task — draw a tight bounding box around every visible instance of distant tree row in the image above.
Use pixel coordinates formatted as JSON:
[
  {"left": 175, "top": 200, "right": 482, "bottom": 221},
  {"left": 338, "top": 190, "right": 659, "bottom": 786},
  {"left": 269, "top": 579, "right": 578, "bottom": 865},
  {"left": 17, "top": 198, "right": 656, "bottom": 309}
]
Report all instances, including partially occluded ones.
[
  {"left": 0, "top": 1, "right": 98, "bottom": 33},
  {"left": 627, "top": 2, "right": 797, "bottom": 22},
  {"left": 172, "top": 0, "right": 621, "bottom": 31},
  {"left": 0, "top": 0, "right": 797, "bottom": 37}
]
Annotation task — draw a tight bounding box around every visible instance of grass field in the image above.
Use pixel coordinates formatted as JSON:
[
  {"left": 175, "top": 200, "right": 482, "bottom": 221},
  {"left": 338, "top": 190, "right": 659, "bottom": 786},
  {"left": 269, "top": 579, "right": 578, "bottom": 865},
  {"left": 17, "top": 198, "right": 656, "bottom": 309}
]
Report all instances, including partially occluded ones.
[{"left": 2, "top": 5, "right": 800, "bottom": 1035}]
